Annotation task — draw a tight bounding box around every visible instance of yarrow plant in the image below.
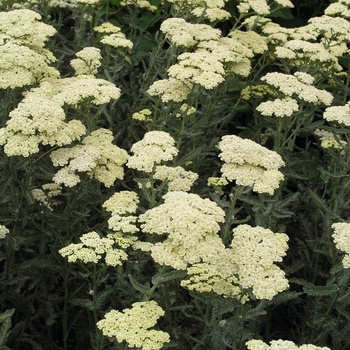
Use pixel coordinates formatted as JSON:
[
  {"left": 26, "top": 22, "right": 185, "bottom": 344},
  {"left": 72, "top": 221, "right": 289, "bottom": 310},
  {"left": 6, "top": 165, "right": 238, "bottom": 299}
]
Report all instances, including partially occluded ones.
[
  {"left": 3, "top": 0, "right": 350, "bottom": 349},
  {"left": 97, "top": 301, "right": 170, "bottom": 350}
]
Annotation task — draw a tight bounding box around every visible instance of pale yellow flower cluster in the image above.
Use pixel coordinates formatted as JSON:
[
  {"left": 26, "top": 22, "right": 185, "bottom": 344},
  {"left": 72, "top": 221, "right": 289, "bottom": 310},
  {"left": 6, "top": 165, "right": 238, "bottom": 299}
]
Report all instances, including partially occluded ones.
[
  {"left": 102, "top": 191, "right": 139, "bottom": 234},
  {"left": 218, "top": 135, "right": 285, "bottom": 195},
  {"left": 164, "top": 0, "right": 230, "bottom": 22},
  {"left": 256, "top": 97, "right": 299, "bottom": 118},
  {"left": 275, "top": 39, "right": 342, "bottom": 73},
  {"left": 154, "top": 165, "right": 198, "bottom": 192},
  {"left": 139, "top": 191, "right": 226, "bottom": 269},
  {"left": 94, "top": 22, "right": 133, "bottom": 50},
  {"left": 246, "top": 339, "right": 331, "bottom": 350},
  {"left": 132, "top": 108, "right": 152, "bottom": 121},
  {"left": 0, "top": 9, "right": 58, "bottom": 89},
  {"left": 59, "top": 231, "right": 128, "bottom": 266},
  {"left": 70, "top": 47, "right": 102, "bottom": 76},
  {"left": 97, "top": 301, "right": 170, "bottom": 350},
  {"left": 229, "top": 30, "right": 268, "bottom": 55},
  {"left": 325, "top": 0, "right": 350, "bottom": 18},
  {"left": 181, "top": 224, "right": 289, "bottom": 300},
  {"left": 230, "top": 224, "right": 289, "bottom": 300},
  {"left": 259, "top": 72, "right": 333, "bottom": 106},
  {"left": 44, "top": 76, "right": 121, "bottom": 106},
  {"left": 237, "top": 0, "right": 293, "bottom": 16},
  {"left": 0, "top": 224, "right": 9, "bottom": 239},
  {"left": 314, "top": 129, "right": 346, "bottom": 151},
  {"left": 120, "top": 0, "right": 157, "bottom": 11},
  {"left": 31, "top": 183, "right": 62, "bottom": 211},
  {"left": 332, "top": 222, "right": 350, "bottom": 268},
  {"left": 180, "top": 260, "right": 247, "bottom": 301},
  {"left": 50, "top": 129, "right": 129, "bottom": 187},
  {"left": 127, "top": 131, "right": 178, "bottom": 172},
  {"left": 48, "top": 0, "right": 100, "bottom": 8},
  {"left": 148, "top": 18, "right": 254, "bottom": 101},
  {"left": 0, "top": 93, "right": 86, "bottom": 157},
  {"left": 323, "top": 102, "right": 350, "bottom": 126}
]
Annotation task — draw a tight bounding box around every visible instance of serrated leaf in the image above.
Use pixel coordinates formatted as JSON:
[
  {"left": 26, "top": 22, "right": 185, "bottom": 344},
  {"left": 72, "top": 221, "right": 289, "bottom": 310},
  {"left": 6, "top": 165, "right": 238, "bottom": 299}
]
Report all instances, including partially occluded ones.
[
  {"left": 152, "top": 269, "right": 187, "bottom": 285},
  {"left": 303, "top": 284, "right": 339, "bottom": 296},
  {"left": 128, "top": 274, "right": 150, "bottom": 294},
  {"left": 0, "top": 309, "right": 15, "bottom": 347}
]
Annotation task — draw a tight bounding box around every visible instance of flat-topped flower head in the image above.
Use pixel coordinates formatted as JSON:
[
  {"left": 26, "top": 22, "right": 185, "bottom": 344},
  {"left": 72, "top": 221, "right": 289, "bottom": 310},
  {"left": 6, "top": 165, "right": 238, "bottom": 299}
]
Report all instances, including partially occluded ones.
[
  {"left": 246, "top": 339, "right": 331, "bottom": 350},
  {"left": 0, "top": 9, "right": 56, "bottom": 49},
  {"left": 325, "top": 1, "right": 350, "bottom": 18},
  {"left": 314, "top": 129, "right": 347, "bottom": 151},
  {"left": 49, "top": 76, "right": 121, "bottom": 106},
  {"left": 163, "top": 0, "right": 230, "bottom": 22},
  {"left": 70, "top": 47, "right": 102, "bottom": 76},
  {"left": 256, "top": 97, "right": 299, "bottom": 118},
  {"left": 147, "top": 78, "right": 193, "bottom": 102},
  {"left": 237, "top": 0, "right": 293, "bottom": 16},
  {"left": 323, "top": 102, "right": 350, "bottom": 126},
  {"left": 103, "top": 191, "right": 139, "bottom": 233},
  {"left": 218, "top": 135, "right": 284, "bottom": 194},
  {"left": 332, "top": 222, "right": 350, "bottom": 268},
  {"left": 127, "top": 131, "right": 178, "bottom": 172},
  {"left": 230, "top": 224, "right": 289, "bottom": 299},
  {"left": 260, "top": 72, "right": 333, "bottom": 106},
  {"left": 154, "top": 165, "right": 198, "bottom": 192},
  {"left": 50, "top": 129, "right": 128, "bottom": 187},
  {"left": 160, "top": 18, "right": 221, "bottom": 48},
  {"left": 97, "top": 301, "right": 170, "bottom": 350},
  {"left": 181, "top": 261, "right": 247, "bottom": 301},
  {"left": 59, "top": 231, "right": 128, "bottom": 266},
  {"left": 0, "top": 225, "right": 9, "bottom": 239},
  {"left": 139, "top": 191, "right": 226, "bottom": 269},
  {"left": 120, "top": 0, "right": 157, "bottom": 11},
  {"left": 0, "top": 93, "right": 86, "bottom": 157}
]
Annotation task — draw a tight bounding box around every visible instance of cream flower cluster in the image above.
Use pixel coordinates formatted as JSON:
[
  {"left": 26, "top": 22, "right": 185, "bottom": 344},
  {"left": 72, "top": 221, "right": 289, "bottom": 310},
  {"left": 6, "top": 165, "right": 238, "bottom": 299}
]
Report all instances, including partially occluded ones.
[
  {"left": 45, "top": 76, "right": 121, "bottom": 107},
  {"left": 0, "top": 225, "right": 9, "bottom": 239},
  {"left": 127, "top": 131, "right": 178, "bottom": 172},
  {"left": 230, "top": 224, "right": 289, "bottom": 300},
  {"left": 0, "top": 68, "right": 121, "bottom": 157},
  {"left": 102, "top": 191, "right": 139, "bottom": 235},
  {"left": 181, "top": 224, "right": 289, "bottom": 300},
  {"left": 0, "top": 9, "right": 58, "bottom": 89},
  {"left": 97, "top": 301, "right": 170, "bottom": 350},
  {"left": 132, "top": 108, "right": 152, "bottom": 121},
  {"left": 70, "top": 47, "right": 102, "bottom": 76},
  {"left": 218, "top": 135, "right": 285, "bottom": 195},
  {"left": 274, "top": 39, "right": 342, "bottom": 73},
  {"left": 164, "top": 0, "right": 230, "bottom": 22},
  {"left": 180, "top": 260, "right": 246, "bottom": 301},
  {"left": 32, "top": 183, "right": 62, "bottom": 211},
  {"left": 50, "top": 129, "right": 128, "bottom": 187},
  {"left": 154, "top": 165, "right": 198, "bottom": 192},
  {"left": 237, "top": 0, "right": 293, "bottom": 16},
  {"left": 59, "top": 231, "right": 128, "bottom": 266},
  {"left": 94, "top": 22, "right": 133, "bottom": 50},
  {"left": 332, "top": 222, "right": 350, "bottom": 268},
  {"left": 246, "top": 339, "right": 331, "bottom": 350},
  {"left": 259, "top": 72, "right": 333, "bottom": 106},
  {"left": 314, "top": 129, "right": 346, "bottom": 151},
  {"left": 139, "top": 191, "right": 226, "bottom": 269},
  {"left": 148, "top": 18, "right": 254, "bottom": 101},
  {"left": 256, "top": 72, "right": 333, "bottom": 119},
  {"left": 120, "top": 0, "right": 157, "bottom": 11},
  {"left": 325, "top": 0, "right": 350, "bottom": 18},
  {"left": 0, "top": 93, "right": 86, "bottom": 157},
  {"left": 323, "top": 102, "right": 350, "bottom": 126},
  {"left": 48, "top": 0, "right": 101, "bottom": 8}
]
